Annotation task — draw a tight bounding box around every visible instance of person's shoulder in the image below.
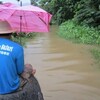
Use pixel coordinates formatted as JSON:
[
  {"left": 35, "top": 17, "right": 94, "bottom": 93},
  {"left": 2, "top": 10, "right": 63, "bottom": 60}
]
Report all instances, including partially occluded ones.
[
  {"left": 6, "top": 39, "right": 23, "bottom": 50},
  {"left": 12, "top": 41, "right": 22, "bottom": 48},
  {"left": 12, "top": 42, "right": 24, "bottom": 51}
]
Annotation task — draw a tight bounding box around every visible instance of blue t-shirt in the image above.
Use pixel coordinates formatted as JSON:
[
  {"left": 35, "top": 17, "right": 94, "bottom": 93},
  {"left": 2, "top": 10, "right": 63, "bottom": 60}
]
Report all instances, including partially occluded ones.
[{"left": 0, "top": 38, "right": 24, "bottom": 94}]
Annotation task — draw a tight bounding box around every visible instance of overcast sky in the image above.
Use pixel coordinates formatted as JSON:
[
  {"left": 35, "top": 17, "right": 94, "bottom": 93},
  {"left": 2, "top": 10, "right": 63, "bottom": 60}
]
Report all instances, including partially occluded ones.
[{"left": 1, "top": 0, "right": 31, "bottom": 5}]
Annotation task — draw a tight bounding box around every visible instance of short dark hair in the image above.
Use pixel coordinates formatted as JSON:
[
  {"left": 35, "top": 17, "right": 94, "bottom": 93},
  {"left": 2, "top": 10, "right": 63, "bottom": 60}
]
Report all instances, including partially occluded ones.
[{"left": 0, "top": 33, "right": 12, "bottom": 36}]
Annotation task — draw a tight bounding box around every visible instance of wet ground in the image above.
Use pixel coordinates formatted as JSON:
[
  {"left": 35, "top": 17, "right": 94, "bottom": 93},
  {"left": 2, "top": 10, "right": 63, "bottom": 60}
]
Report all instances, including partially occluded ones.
[{"left": 24, "top": 25, "right": 100, "bottom": 100}]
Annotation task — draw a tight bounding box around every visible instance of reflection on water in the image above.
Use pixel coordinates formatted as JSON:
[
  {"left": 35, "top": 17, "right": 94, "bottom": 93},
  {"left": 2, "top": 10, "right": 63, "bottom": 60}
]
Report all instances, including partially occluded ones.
[{"left": 24, "top": 25, "right": 100, "bottom": 100}]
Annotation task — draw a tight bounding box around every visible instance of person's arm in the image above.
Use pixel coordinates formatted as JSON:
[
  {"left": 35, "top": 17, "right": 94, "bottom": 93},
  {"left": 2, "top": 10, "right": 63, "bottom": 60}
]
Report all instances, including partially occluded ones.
[{"left": 16, "top": 47, "right": 24, "bottom": 74}]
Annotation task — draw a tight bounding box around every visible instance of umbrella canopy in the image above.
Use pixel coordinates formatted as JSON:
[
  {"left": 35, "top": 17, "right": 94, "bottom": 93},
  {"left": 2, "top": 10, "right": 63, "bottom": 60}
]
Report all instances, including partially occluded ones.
[
  {"left": 0, "top": 5, "right": 52, "bottom": 33},
  {"left": 0, "top": 2, "right": 18, "bottom": 7}
]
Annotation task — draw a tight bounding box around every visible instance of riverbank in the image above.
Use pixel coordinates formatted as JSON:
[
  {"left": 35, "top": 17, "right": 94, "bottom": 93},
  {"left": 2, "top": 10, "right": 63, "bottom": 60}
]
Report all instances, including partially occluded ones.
[{"left": 57, "top": 21, "right": 100, "bottom": 68}]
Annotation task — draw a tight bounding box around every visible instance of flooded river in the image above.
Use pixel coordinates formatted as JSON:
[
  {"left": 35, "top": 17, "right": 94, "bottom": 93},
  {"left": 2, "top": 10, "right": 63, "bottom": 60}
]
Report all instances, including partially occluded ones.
[{"left": 24, "top": 25, "right": 100, "bottom": 100}]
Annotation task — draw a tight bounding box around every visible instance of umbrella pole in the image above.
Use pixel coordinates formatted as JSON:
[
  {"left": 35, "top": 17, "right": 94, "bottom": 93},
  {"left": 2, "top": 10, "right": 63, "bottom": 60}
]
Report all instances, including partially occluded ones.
[
  {"left": 20, "top": 15, "right": 22, "bottom": 44},
  {"left": 19, "top": 0, "right": 22, "bottom": 44}
]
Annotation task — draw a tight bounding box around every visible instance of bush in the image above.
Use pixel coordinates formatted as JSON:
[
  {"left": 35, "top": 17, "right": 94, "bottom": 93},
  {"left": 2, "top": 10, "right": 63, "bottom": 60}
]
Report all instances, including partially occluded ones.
[
  {"left": 58, "top": 20, "right": 100, "bottom": 45},
  {"left": 11, "top": 32, "right": 36, "bottom": 46},
  {"left": 91, "top": 49, "right": 100, "bottom": 66}
]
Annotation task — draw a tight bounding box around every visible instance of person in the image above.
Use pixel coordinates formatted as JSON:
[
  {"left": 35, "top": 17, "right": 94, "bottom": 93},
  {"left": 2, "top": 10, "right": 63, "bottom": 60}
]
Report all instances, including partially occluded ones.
[{"left": 0, "top": 21, "right": 36, "bottom": 94}]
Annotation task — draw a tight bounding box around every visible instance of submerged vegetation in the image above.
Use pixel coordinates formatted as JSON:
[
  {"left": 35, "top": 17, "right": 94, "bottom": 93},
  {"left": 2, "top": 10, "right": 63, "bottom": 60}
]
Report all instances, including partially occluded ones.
[{"left": 11, "top": 32, "right": 36, "bottom": 46}]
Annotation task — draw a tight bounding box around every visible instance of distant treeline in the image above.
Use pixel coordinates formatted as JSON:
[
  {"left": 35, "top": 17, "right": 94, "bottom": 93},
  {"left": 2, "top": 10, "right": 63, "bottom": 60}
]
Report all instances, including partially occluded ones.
[{"left": 39, "top": 0, "right": 100, "bottom": 29}]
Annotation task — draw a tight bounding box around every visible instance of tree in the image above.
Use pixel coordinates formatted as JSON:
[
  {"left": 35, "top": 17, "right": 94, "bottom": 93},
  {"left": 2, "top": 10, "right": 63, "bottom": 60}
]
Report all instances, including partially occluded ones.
[
  {"left": 39, "top": 0, "right": 100, "bottom": 27},
  {"left": 30, "top": 0, "right": 40, "bottom": 5},
  {"left": 39, "top": 0, "right": 81, "bottom": 24},
  {"left": 74, "top": 0, "right": 100, "bottom": 28}
]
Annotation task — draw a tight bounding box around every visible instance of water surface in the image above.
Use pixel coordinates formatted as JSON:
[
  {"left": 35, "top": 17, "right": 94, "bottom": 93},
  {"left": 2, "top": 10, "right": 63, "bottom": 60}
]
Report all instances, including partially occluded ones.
[{"left": 24, "top": 25, "right": 100, "bottom": 100}]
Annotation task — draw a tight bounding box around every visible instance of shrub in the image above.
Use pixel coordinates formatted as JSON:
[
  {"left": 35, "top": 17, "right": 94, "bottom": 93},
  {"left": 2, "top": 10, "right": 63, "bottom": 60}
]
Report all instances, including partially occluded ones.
[{"left": 58, "top": 20, "right": 100, "bottom": 45}]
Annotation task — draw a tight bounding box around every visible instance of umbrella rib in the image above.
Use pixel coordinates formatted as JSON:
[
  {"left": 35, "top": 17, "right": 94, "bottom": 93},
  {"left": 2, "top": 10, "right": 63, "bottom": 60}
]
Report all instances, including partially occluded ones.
[
  {"left": 23, "top": 11, "right": 28, "bottom": 33},
  {"left": 31, "top": 11, "right": 47, "bottom": 26},
  {"left": 38, "top": 16, "right": 47, "bottom": 25},
  {"left": 7, "top": 9, "right": 15, "bottom": 19}
]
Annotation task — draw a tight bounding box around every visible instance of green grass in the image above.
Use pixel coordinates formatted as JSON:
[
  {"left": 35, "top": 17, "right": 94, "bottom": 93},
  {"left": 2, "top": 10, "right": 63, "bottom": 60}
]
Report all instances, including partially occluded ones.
[
  {"left": 58, "top": 20, "right": 100, "bottom": 67},
  {"left": 58, "top": 20, "right": 100, "bottom": 45},
  {"left": 91, "top": 49, "right": 100, "bottom": 66}
]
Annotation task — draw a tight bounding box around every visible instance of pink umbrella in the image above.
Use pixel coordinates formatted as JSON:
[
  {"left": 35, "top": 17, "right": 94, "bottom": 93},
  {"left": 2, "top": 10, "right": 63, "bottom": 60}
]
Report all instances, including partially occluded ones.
[
  {"left": 0, "top": 4, "right": 17, "bottom": 20},
  {"left": 0, "top": 5, "right": 52, "bottom": 33}
]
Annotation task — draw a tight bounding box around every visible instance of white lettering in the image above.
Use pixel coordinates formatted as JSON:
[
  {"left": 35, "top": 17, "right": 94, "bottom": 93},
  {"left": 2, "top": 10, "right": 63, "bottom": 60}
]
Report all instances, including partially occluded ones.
[
  {"left": 0, "top": 50, "right": 9, "bottom": 56},
  {"left": 0, "top": 44, "right": 13, "bottom": 52}
]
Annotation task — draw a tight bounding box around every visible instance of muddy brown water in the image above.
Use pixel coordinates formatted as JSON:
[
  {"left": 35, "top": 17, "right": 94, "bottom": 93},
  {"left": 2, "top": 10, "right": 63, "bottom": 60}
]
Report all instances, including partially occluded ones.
[{"left": 24, "top": 25, "right": 100, "bottom": 100}]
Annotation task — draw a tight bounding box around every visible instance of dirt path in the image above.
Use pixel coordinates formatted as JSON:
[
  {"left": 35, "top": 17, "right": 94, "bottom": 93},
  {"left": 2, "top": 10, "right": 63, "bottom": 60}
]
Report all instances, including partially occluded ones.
[{"left": 24, "top": 26, "right": 100, "bottom": 100}]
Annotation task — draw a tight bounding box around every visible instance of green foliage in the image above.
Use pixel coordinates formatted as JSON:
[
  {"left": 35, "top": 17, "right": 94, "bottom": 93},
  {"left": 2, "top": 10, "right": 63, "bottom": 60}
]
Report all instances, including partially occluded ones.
[
  {"left": 39, "top": 0, "right": 78, "bottom": 25},
  {"left": 91, "top": 49, "right": 100, "bottom": 65},
  {"left": 30, "top": 0, "right": 39, "bottom": 5},
  {"left": 11, "top": 32, "right": 36, "bottom": 46},
  {"left": 74, "top": 0, "right": 100, "bottom": 28},
  {"left": 58, "top": 20, "right": 100, "bottom": 45},
  {"left": 40, "top": 0, "right": 100, "bottom": 28}
]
